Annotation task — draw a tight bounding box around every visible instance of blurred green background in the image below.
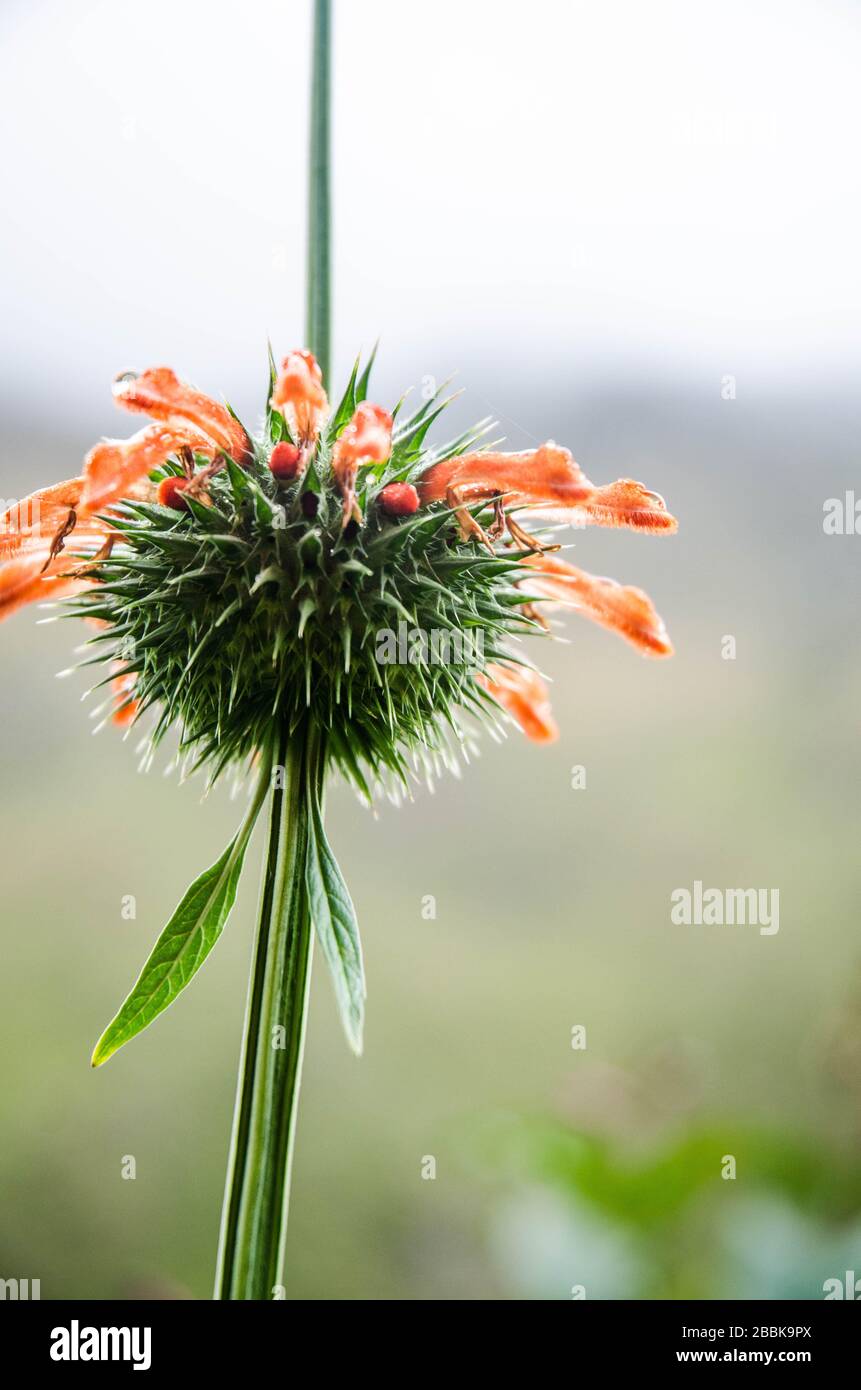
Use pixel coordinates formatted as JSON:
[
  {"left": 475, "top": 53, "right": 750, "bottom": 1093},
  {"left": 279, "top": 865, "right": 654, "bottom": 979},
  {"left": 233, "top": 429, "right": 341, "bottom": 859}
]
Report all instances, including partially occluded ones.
[
  {"left": 2, "top": 375, "right": 860, "bottom": 1299},
  {"left": 2, "top": 0, "right": 860, "bottom": 1300}
]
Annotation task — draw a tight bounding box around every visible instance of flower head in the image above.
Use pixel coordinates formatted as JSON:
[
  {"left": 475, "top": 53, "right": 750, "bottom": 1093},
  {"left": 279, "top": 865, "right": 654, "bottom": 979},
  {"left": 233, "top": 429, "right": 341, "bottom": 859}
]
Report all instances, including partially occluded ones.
[{"left": 0, "top": 348, "right": 677, "bottom": 779}]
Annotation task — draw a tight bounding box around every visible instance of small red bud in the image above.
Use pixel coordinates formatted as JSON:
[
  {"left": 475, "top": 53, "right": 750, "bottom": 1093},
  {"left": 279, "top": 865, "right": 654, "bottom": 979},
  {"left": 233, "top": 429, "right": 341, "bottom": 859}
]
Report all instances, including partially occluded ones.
[
  {"left": 268, "top": 442, "right": 303, "bottom": 481},
  {"left": 157, "top": 475, "right": 191, "bottom": 511},
  {"left": 378, "top": 482, "right": 420, "bottom": 518}
]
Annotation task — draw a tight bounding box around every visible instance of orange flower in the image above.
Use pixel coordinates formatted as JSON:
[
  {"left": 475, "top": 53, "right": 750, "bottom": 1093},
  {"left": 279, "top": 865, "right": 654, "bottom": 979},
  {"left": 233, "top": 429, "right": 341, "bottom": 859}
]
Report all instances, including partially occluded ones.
[
  {"left": 477, "top": 663, "right": 559, "bottom": 744},
  {"left": 420, "top": 442, "right": 592, "bottom": 510},
  {"left": 1, "top": 364, "right": 247, "bottom": 641},
  {"left": 519, "top": 552, "right": 673, "bottom": 658},
  {"left": 419, "top": 439, "right": 677, "bottom": 738},
  {"left": 82, "top": 425, "right": 206, "bottom": 513},
  {"left": 419, "top": 441, "right": 676, "bottom": 546},
  {"left": 331, "top": 402, "right": 393, "bottom": 525},
  {"left": 270, "top": 350, "right": 329, "bottom": 446},
  {"left": 80, "top": 367, "right": 251, "bottom": 513},
  {"left": 0, "top": 479, "right": 108, "bottom": 620},
  {"left": 0, "top": 549, "right": 92, "bottom": 621},
  {"left": 1, "top": 477, "right": 83, "bottom": 566},
  {"left": 0, "top": 350, "right": 678, "bottom": 748},
  {"left": 112, "top": 367, "right": 251, "bottom": 463}
]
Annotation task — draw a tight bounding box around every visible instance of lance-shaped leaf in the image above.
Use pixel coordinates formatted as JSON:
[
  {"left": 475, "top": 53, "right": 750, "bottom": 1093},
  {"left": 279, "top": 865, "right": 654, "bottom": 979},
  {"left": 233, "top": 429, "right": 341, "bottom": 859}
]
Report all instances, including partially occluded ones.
[
  {"left": 304, "top": 777, "right": 365, "bottom": 1054},
  {"left": 91, "top": 756, "right": 272, "bottom": 1067}
]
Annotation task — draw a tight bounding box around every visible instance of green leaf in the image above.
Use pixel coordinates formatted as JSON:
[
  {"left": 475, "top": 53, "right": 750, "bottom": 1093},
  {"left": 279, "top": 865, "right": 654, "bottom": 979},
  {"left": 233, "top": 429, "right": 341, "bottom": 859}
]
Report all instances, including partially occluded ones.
[
  {"left": 252, "top": 484, "right": 275, "bottom": 526},
  {"left": 304, "top": 779, "right": 365, "bottom": 1053},
  {"left": 325, "top": 354, "right": 360, "bottom": 441},
  {"left": 226, "top": 455, "right": 250, "bottom": 507},
  {"left": 264, "top": 342, "right": 295, "bottom": 446},
  {"left": 266, "top": 338, "right": 278, "bottom": 404},
  {"left": 91, "top": 756, "right": 271, "bottom": 1067},
  {"left": 355, "top": 340, "right": 378, "bottom": 403}
]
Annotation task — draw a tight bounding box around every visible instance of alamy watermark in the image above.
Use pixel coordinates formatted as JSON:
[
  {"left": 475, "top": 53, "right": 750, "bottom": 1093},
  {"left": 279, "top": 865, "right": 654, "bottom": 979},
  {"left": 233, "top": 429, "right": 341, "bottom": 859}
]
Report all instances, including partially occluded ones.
[
  {"left": 671, "top": 880, "right": 779, "bottom": 935},
  {"left": 50, "top": 1321, "right": 151, "bottom": 1370},
  {"left": 375, "top": 620, "right": 484, "bottom": 667},
  {"left": 823, "top": 1271, "right": 860, "bottom": 1299},
  {"left": 0, "top": 1276, "right": 40, "bottom": 1299},
  {"left": 0, "top": 496, "right": 41, "bottom": 537},
  {"left": 823, "top": 492, "right": 861, "bottom": 535}
]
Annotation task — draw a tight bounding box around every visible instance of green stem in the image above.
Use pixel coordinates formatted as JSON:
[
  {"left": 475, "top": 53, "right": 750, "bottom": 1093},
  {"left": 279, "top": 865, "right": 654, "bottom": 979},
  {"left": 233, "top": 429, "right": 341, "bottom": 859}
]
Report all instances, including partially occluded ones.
[
  {"left": 306, "top": 0, "right": 332, "bottom": 380},
  {"left": 215, "top": 0, "right": 334, "bottom": 1301},
  {"left": 215, "top": 725, "right": 326, "bottom": 1299}
]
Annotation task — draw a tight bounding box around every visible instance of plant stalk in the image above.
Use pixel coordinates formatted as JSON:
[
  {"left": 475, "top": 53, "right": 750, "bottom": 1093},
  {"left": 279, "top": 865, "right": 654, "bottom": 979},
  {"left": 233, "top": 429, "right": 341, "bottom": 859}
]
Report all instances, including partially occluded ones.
[
  {"left": 215, "top": 0, "right": 333, "bottom": 1300},
  {"left": 306, "top": 0, "right": 332, "bottom": 381},
  {"left": 215, "top": 726, "right": 326, "bottom": 1299}
]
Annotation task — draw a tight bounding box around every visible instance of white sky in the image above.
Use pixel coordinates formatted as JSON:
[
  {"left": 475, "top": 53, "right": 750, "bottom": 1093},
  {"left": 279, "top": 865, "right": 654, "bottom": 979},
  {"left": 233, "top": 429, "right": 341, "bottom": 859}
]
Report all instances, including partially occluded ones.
[{"left": 0, "top": 0, "right": 859, "bottom": 422}]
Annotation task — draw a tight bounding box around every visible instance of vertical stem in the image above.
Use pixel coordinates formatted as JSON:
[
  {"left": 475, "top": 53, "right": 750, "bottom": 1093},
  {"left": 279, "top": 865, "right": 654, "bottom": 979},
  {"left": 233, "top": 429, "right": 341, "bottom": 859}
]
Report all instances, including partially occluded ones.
[
  {"left": 215, "top": 0, "right": 334, "bottom": 1301},
  {"left": 306, "top": 0, "right": 332, "bottom": 380},
  {"left": 215, "top": 725, "right": 326, "bottom": 1299}
]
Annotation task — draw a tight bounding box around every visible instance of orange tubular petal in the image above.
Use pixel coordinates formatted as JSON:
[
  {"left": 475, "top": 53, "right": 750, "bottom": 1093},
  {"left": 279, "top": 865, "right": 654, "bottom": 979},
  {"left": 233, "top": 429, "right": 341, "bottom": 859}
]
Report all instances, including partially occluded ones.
[
  {"left": 331, "top": 402, "right": 393, "bottom": 523},
  {"left": 1, "top": 478, "right": 84, "bottom": 562},
  {"left": 419, "top": 442, "right": 594, "bottom": 510},
  {"left": 332, "top": 402, "right": 393, "bottom": 472},
  {"left": 477, "top": 662, "right": 559, "bottom": 743},
  {"left": 0, "top": 551, "right": 91, "bottom": 620},
  {"left": 81, "top": 424, "right": 210, "bottom": 513},
  {"left": 0, "top": 496, "right": 116, "bottom": 621},
  {"left": 419, "top": 443, "right": 677, "bottom": 534},
  {"left": 113, "top": 366, "right": 251, "bottom": 463},
  {"left": 270, "top": 350, "right": 329, "bottom": 446},
  {"left": 520, "top": 552, "right": 673, "bottom": 657}
]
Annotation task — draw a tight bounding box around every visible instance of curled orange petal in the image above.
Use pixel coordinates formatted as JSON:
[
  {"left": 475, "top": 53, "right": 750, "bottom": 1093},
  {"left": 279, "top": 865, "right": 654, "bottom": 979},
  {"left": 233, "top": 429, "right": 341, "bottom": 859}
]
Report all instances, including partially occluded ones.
[
  {"left": 331, "top": 402, "right": 393, "bottom": 524},
  {"left": 113, "top": 366, "right": 251, "bottom": 463},
  {"left": 520, "top": 552, "right": 673, "bottom": 657},
  {"left": 477, "top": 662, "right": 559, "bottom": 743},
  {"left": 81, "top": 424, "right": 208, "bottom": 513},
  {"left": 271, "top": 350, "right": 329, "bottom": 446},
  {"left": 419, "top": 442, "right": 677, "bottom": 534},
  {"left": 576, "top": 479, "right": 677, "bottom": 533}
]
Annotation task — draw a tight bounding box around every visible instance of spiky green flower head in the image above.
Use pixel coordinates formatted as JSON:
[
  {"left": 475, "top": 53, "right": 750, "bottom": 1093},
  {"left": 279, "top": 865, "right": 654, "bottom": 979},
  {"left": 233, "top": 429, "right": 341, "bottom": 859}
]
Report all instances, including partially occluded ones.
[{"left": 71, "top": 348, "right": 543, "bottom": 796}]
